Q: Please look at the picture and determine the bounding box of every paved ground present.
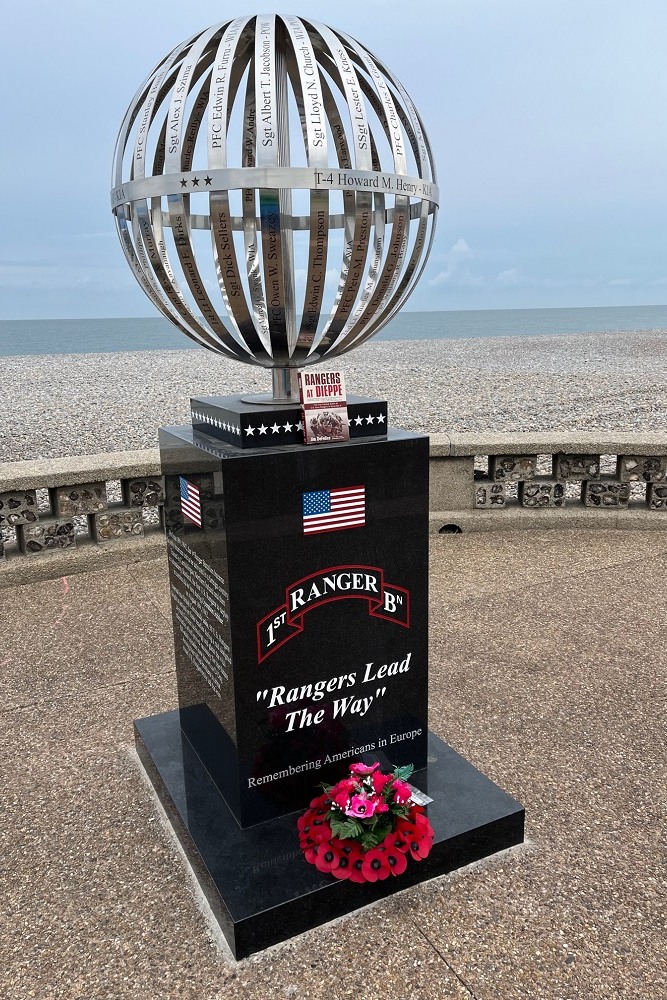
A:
[1,528,665,999]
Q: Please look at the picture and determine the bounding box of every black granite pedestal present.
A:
[136,395,524,958]
[135,711,525,960]
[159,420,431,829]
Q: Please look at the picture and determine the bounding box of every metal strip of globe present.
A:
[110,168,438,207]
[164,26,244,356]
[159,203,428,234]
[306,70,366,354]
[206,18,267,360]
[204,19,268,361]
[283,16,330,355]
[241,63,272,356]
[129,48,222,352]
[302,24,374,355]
[319,30,410,352]
[112,33,196,189]
[276,25,298,362]
[255,15,292,366]
[345,52,437,351]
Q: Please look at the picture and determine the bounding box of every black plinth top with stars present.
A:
[190,394,388,449]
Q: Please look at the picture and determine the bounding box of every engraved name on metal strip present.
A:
[304,21,375,351]
[206,17,267,359]
[255,15,292,360]
[111,169,439,207]
[161,28,243,352]
[284,16,329,343]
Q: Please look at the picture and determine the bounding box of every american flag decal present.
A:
[179,476,202,527]
[302,485,365,536]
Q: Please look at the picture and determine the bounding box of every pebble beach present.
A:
[2,329,667,462]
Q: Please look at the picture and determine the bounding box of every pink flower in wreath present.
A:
[349,761,379,776]
[345,793,378,818]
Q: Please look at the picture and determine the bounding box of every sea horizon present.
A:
[1,303,666,357]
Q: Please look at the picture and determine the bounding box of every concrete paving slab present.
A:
[1,686,468,1000]
[429,528,667,607]
[126,554,172,622]
[0,567,174,709]
[1,527,665,999]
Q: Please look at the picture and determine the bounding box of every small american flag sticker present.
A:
[179,476,202,527]
[302,485,365,536]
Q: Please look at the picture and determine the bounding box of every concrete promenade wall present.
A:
[2,432,667,585]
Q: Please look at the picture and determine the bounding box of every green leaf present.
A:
[373,820,392,842]
[331,817,363,841]
[392,764,414,782]
[360,830,381,850]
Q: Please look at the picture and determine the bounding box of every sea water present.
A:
[0,304,665,357]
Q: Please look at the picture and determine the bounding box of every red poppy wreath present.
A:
[298,762,434,883]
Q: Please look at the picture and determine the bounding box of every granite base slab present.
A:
[134,711,525,960]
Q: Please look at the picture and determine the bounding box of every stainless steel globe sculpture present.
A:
[111,14,438,399]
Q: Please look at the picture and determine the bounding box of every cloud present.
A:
[608,277,632,286]
[427,238,484,288]
[496,267,523,286]
[428,269,484,289]
[449,238,474,260]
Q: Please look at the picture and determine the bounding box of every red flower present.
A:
[314,843,340,874]
[411,812,435,839]
[391,817,416,851]
[310,819,333,843]
[383,830,411,854]
[406,830,433,861]
[330,839,363,880]
[392,780,413,805]
[361,847,391,882]
[297,811,317,832]
[299,761,427,881]
[371,771,393,793]
[333,789,350,810]
[298,814,319,848]
[330,777,356,796]
[348,854,367,883]
[330,857,351,879]
[349,761,379,775]
[304,843,320,864]
[383,845,408,876]
[405,806,435,844]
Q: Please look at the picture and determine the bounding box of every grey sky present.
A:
[1,0,665,318]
